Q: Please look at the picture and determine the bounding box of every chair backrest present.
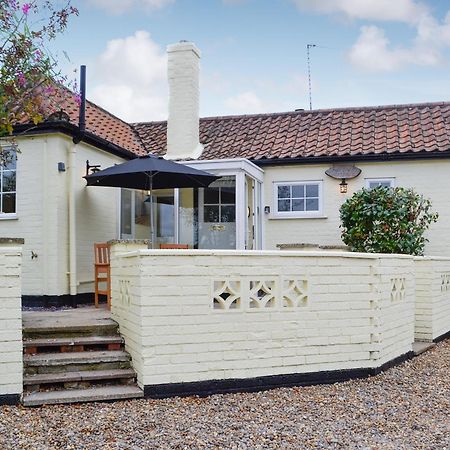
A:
[159,243,189,249]
[94,243,110,265]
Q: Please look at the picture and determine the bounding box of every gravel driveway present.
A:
[1,340,449,450]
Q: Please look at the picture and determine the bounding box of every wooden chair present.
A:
[159,243,189,249]
[94,243,111,309]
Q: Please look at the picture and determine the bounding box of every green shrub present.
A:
[340,186,438,256]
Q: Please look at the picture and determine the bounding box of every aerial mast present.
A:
[306,44,316,111]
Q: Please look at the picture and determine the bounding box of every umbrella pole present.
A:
[149,177,155,249]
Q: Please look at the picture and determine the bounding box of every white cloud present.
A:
[224,91,265,114]
[292,0,426,24]
[293,0,450,72]
[90,31,168,122]
[87,0,174,15]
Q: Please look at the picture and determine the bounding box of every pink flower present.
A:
[74,93,82,106]
[22,3,31,15]
[17,72,26,87]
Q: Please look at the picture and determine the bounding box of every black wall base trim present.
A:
[144,351,414,399]
[0,394,20,406]
[22,293,106,309]
[433,330,450,343]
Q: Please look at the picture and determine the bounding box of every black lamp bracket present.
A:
[86,160,101,176]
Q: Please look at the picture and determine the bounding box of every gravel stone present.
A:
[0,340,449,449]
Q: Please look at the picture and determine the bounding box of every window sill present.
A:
[268,214,328,220]
[0,214,18,221]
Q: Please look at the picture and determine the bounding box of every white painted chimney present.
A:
[165,41,204,160]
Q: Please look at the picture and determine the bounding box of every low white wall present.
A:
[414,257,450,341]
[0,246,23,400]
[111,246,417,389]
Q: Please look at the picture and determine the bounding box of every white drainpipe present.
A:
[68,143,77,297]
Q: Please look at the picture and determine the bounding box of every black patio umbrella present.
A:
[84,155,219,247]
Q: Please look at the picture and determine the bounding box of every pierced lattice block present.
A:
[282,279,308,308]
[213,280,241,310]
[440,273,450,292]
[119,279,131,306]
[249,280,276,309]
[390,277,406,302]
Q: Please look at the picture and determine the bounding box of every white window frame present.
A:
[0,147,17,219]
[273,180,323,218]
[365,178,395,190]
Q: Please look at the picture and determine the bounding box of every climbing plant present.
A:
[340,186,438,256]
[0,0,78,140]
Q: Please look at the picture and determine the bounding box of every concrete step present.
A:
[23,385,144,406]
[24,369,136,386]
[23,321,119,339]
[24,350,130,367]
[23,336,124,354]
[412,341,436,356]
[24,351,132,375]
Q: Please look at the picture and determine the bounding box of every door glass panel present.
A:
[157,195,175,239]
[198,176,236,249]
[221,205,235,222]
[178,188,196,248]
[204,187,219,204]
[120,189,132,237]
[204,205,220,222]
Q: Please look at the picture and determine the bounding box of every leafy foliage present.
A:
[0,0,78,137]
[340,186,438,256]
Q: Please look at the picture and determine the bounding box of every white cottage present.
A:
[2,40,449,305]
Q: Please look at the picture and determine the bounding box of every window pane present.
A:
[204,187,219,204]
[369,180,392,189]
[157,199,174,238]
[221,205,235,223]
[221,187,235,204]
[306,198,319,211]
[306,184,318,197]
[292,199,305,211]
[2,171,16,192]
[278,199,290,212]
[1,149,16,170]
[2,193,15,213]
[278,185,290,199]
[292,185,305,198]
[204,205,220,222]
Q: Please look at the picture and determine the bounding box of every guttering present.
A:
[251,149,450,167]
[12,121,137,160]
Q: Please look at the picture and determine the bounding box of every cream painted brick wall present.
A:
[111,248,417,387]
[414,257,450,341]
[0,134,124,296]
[0,137,47,295]
[0,247,23,396]
[263,160,450,255]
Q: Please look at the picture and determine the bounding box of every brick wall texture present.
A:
[111,247,432,388]
[0,247,22,397]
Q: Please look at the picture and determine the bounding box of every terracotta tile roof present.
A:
[17,87,147,156]
[133,102,450,162]
[60,96,147,156]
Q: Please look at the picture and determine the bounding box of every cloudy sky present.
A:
[55,0,450,122]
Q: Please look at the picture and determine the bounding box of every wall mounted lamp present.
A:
[325,165,361,194]
[339,179,348,194]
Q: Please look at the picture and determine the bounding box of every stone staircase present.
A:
[22,310,143,406]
